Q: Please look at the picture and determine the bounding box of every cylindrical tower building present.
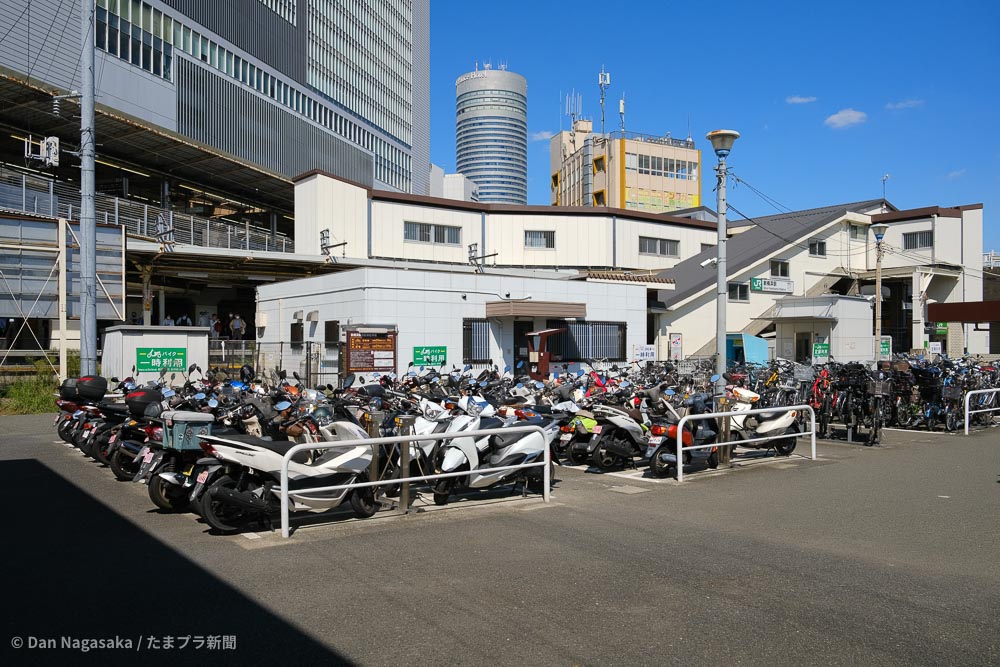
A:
[455,66,528,204]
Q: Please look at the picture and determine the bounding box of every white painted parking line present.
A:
[608,485,649,495]
[242,532,262,540]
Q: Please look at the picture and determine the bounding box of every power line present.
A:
[726,203,870,259]
[0,2,31,47]
[729,172,793,214]
[27,0,74,81]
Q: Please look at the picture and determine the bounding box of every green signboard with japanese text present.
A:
[413,346,447,366]
[136,347,187,372]
[812,342,830,362]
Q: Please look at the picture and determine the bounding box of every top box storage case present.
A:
[159,410,215,451]
[59,379,79,401]
[77,375,108,401]
[126,387,163,417]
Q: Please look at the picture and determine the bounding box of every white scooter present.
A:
[727,386,800,456]
[432,394,560,505]
[194,404,376,533]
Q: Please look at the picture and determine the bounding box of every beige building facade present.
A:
[550,119,702,213]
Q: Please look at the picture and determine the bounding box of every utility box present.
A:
[101,325,209,383]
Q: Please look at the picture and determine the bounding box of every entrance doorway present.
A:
[795,332,812,364]
[514,320,534,370]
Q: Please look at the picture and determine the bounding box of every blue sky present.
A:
[429,0,1000,251]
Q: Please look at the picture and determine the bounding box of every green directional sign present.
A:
[935,322,948,335]
[136,347,186,372]
[812,342,830,362]
[413,346,446,366]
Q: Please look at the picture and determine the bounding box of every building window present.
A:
[728,282,750,302]
[593,190,606,206]
[770,260,789,278]
[808,239,827,257]
[638,154,650,175]
[903,230,933,250]
[593,156,606,173]
[525,230,555,249]
[404,222,460,245]
[639,236,680,257]
[463,318,491,363]
[546,320,626,362]
[625,153,638,172]
[849,223,866,240]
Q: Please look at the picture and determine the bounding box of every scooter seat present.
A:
[492,430,525,449]
[757,411,784,421]
[215,434,311,464]
[479,417,505,431]
[100,403,130,415]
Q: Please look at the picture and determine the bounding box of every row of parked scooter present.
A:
[52,361,807,533]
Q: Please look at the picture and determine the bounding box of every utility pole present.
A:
[80,0,97,375]
[706,130,740,393]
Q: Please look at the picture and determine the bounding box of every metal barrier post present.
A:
[965,388,1000,435]
[675,405,816,483]
[279,425,550,538]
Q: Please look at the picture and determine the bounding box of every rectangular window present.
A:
[808,239,827,257]
[546,320,627,362]
[651,156,662,177]
[770,259,789,278]
[849,223,866,240]
[404,222,460,245]
[903,230,933,250]
[625,153,638,172]
[728,282,749,302]
[639,236,679,257]
[638,154,650,175]
[463,319,491,364]
[289,322,304,346]
[524,230,555,249]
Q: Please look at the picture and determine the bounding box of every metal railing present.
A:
[279,425,551,538]
[674,405,817,482]
[0,167,293,253]
[964,388,1000,435]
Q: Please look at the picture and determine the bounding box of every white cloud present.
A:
[824,108,867,129]
[530,130,555,142]
[786,95,817,104]
[886,99,923,110]
[945,169,966,181]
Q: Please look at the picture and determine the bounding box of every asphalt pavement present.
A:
[1,414,998,666]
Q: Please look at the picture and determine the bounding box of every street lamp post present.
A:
[871,222,889,359]
[706,129,739,390]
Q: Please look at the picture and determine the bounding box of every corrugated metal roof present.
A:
[585,270,675,284]
[657,200,885,308]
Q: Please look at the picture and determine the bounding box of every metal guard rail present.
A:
[964,388,1000,435]
[280,425,550,538]
[675,404,817,482]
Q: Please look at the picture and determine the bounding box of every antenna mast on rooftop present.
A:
[619,93,626,134]
[598,66,611,135]
[881,173,890,211]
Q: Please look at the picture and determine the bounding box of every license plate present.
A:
[109,433,117,444]
[559,433,572,442]
[648,436,663,445]
[143,450,154,463]
[196,470,209,484]
[133,446,149,462]
[592,425,603,434]
[53,415,60,425]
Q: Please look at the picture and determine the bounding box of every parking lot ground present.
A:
[2,413,1000,666]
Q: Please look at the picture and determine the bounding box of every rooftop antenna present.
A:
[881,173,890,211]
[565,90,582,148]
[598,66,611,135]
[687,113,692,142]
[619,93,626,134]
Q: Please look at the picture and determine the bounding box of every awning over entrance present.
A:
[485,301,586,318]
[928,301,1000,323]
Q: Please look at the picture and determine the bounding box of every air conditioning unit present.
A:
[292,310,304,321]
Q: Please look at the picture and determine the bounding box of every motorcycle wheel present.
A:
[432,478,454,506]
[895,400,913,428]
[92,431,113,466]
[707,451,719,469]
[147,460,190,512]
[567,448,590,466]
[198,476,254,534]
[349,487,378,518]
[648,447,672,478]
[591,439,619,471]
[57,418,74,443]
[774,426,798,456]
[527,461,554,493]
[109,448,140,481]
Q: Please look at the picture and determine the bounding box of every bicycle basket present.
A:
[793,365,815,382]
[941,385,963,401]
[868,380,891,396]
